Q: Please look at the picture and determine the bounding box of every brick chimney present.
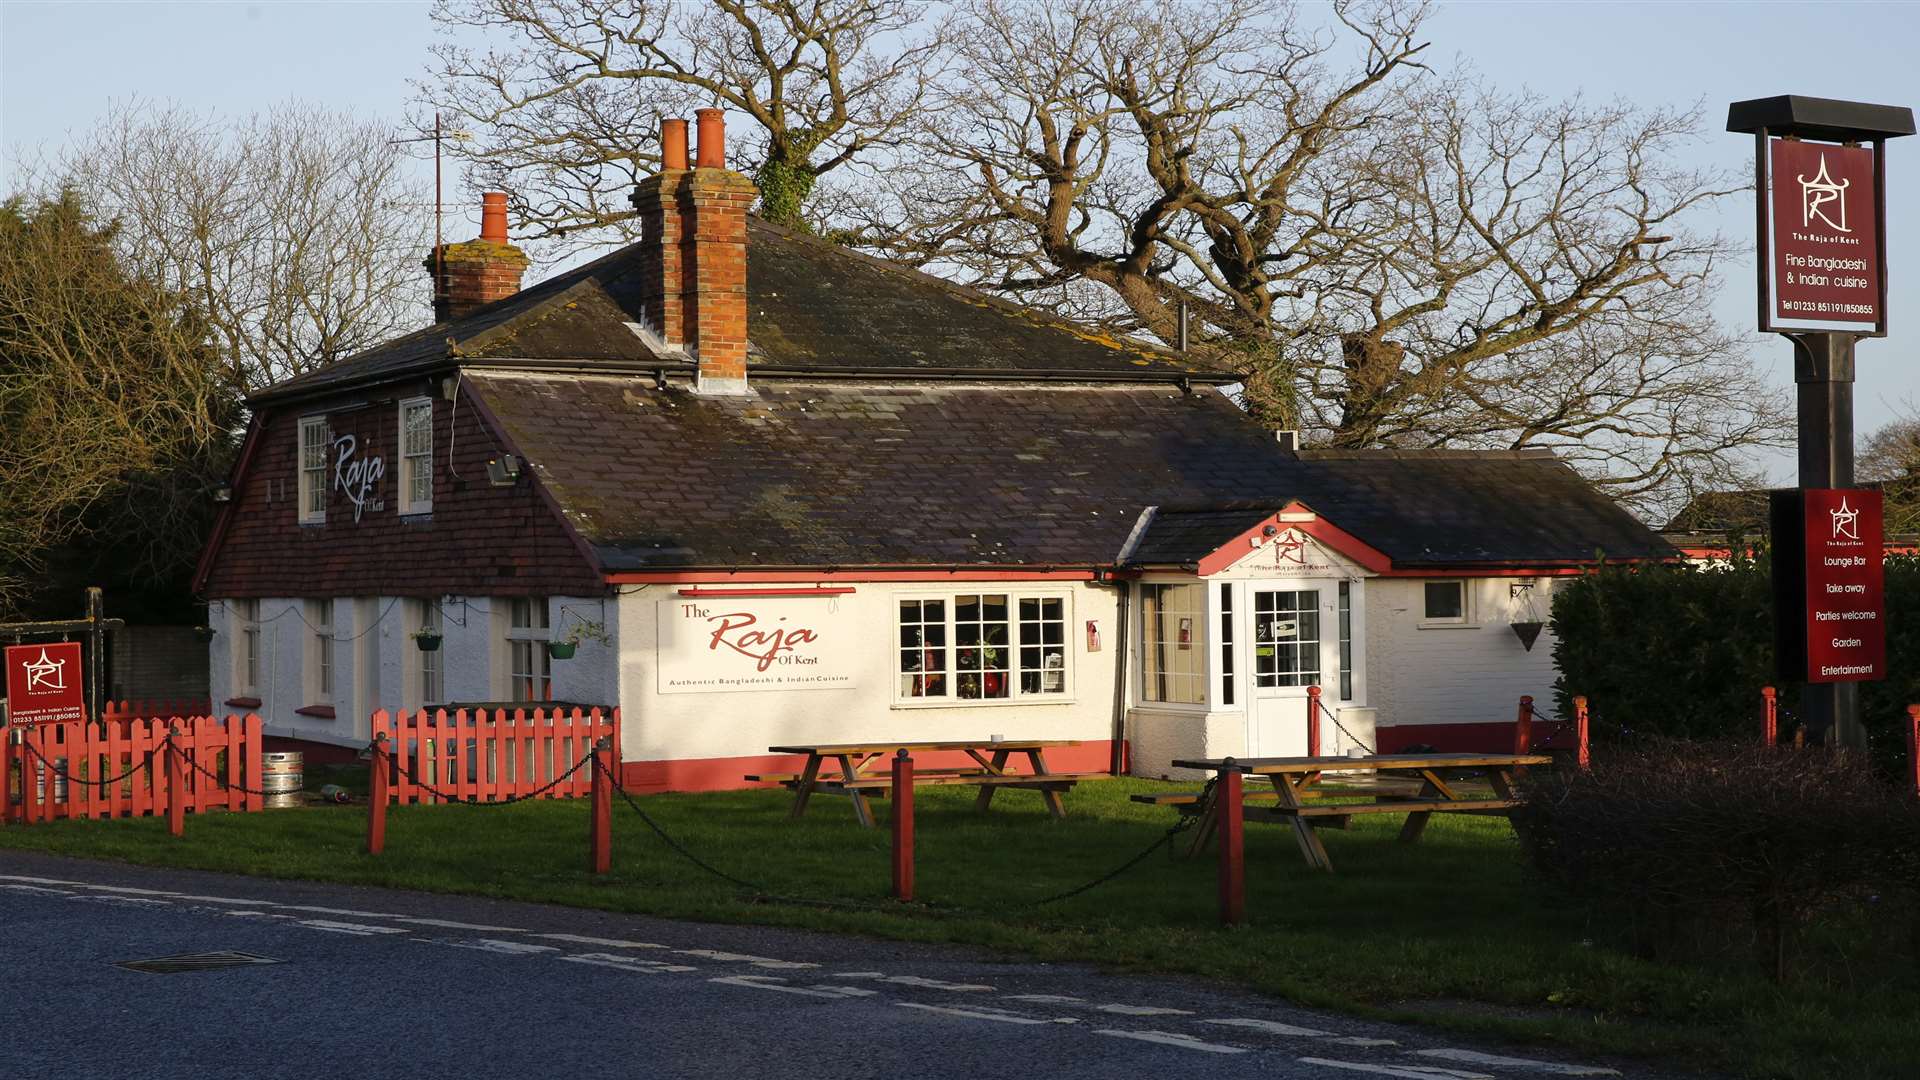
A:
[426,192,529,322]
[631,109,758,395]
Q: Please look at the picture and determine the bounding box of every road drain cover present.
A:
[117,951,283,974]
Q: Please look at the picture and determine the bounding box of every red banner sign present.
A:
[1791,489,1886,683]
[1769,139,1880,329]
[5,642,87,726]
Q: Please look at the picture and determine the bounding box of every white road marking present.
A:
[831,972,993,992]
[896,1003,1053,1026]
[557,953,701,974]
[1202,1018,1334,1037]
[1297,1059,1493,1079]
[386,917,528,932]
[534,933,670,950]
[278,904,412,919]
[709,975,863,999]
[1004,993,1085,1004]
[0,874,83,886]
[75,884,178,896]
[428,938,561,956]
[673,949,817,969]
[222,910,292,920]
[295,919,411,936]
[67,895,171,907]
[171,895,268,905]
[1093,1029,1249,1054]
[1095,1004,1193,1016]
[1409,1050,1620,1076]
[1329,1037,1400,1047]
[0,884,75,896]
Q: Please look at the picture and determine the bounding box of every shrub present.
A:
[1512,738,1920,983]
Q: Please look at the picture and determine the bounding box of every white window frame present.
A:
[233,598,260,697]
[1138,580,1209,709]
[406,598,443,709]
[1418,579,1474,628]
[505,597,552,703]
[306,598,335,705]
[298,415,330,524]
[892,590,1074,707]
[397,397,434,515]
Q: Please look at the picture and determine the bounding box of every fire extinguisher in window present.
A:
[1086,619,1101,652]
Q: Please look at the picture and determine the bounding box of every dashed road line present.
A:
[1329,1037,1400,1047]
[896,1003,1056,1025]
[1094,1029,1249,1054]
[710,975,869,999]
[0,875,83,886]
[556,952,701,974]
[1003,993,1085,1004]
[428,938,561,956]
[535,933,670,950]
[0,883,75,896]
[674,948,817,969]
[1298,1059,1493,1079]
[294,919,412,936]
[386,916,528,932]
[1095,1003,1193,1016]
[1409,1049,1620,1076]
[1201,1018,1333,1037]
[831,972,994,992]
[67,895,171,907]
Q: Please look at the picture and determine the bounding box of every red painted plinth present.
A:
[366,736,389,856]
[1906,706,1920,800]
[1513,696,1534,756]
[1218,767,1245,927]
[1305,686,1322,759]
[1763,686,1778,747]
[892,751,914,902]
[165,731,185,838]
[589,742,612,875]
[1574,695,1591,771]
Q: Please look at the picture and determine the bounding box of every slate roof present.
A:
[255,218,1228,404]
[1662,489,1770,535]
[467,374,1673,572]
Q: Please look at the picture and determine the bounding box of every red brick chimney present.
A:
[631,109,758,395]
[426,192,529,322]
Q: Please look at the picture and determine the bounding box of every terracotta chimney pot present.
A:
[480,191,510,243]
[695,108,726,169]
[425,193,529,322]
[661,118,689,171]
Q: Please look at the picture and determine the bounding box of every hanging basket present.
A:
[1510,621,1545,652]
[547,641,577,660]
[193,625,216,643]
[414,633,443,652]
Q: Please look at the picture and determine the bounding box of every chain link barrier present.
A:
[594,755,771,893]
[379,742,597,808]
[169,738,289,798]
[1018,774,1217,908]
[1315,698,1377,755]
[16,736,160,788]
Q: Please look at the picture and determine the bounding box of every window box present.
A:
[294,704,336,719]
[223,696,262,710]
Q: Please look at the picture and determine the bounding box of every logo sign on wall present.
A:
[1771,488,1886,683]
[656,595,856,694]
[331,433,386,522]
[1766,139,1881,331]
[5,642,87,726]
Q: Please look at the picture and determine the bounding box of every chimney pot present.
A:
[480,192,510,243]
[695,108,726,168]
[661,118,690,171]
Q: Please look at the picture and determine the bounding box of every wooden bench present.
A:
[750,740,1095,826]
[1131,776,1426,812]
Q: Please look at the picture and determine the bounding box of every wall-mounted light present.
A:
[485,454,522,486]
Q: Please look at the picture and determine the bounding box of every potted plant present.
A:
[548,618,610,660]
[411,627,443,652]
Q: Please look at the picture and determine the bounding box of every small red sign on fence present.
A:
[5,642,86,726]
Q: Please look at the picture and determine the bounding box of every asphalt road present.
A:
[0,851,1652,1080]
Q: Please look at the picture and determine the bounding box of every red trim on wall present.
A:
[617,740,1122,794]
[609,568,1101,585]
[1191,501,1395,577]
[1374,721,1578,755]
[676,586,858,597]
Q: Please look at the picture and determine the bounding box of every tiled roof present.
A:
[468,374,1672,571]
[255,218,1229,404]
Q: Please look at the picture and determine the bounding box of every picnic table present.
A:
[1161,753,1550,871]
[747,740,1099,827]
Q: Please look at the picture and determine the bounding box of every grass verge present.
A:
[3,776,1913,1078]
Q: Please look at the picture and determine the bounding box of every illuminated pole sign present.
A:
[4,642,87,727]
[1730,95,1912,747]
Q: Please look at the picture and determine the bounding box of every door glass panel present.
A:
[1253,590,1321,688]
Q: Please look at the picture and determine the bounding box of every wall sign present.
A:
[1772,488,1886,683]
[332,434,386,522]
[1764,139,1882,331]
[5,642,86,726]
[656,595,856,694]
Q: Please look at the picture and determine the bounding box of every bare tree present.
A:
[853,0,1783,514]
[51,100,430,393]
[419,0,945,245]
[1858,415,1920,535]
[0,192,238,614]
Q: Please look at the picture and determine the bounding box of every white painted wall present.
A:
[1365,576,1560,746]
[613,583,1121,764]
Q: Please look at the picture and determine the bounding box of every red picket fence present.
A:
[5,713,263,823]
[373,707,619,806]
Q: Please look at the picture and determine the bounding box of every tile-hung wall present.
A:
[208,595,619,748]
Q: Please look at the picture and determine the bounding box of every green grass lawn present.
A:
[3,776,1914,1079]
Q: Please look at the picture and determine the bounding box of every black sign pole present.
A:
[1790,332,1860,747]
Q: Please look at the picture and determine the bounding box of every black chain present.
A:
[1316,699,1377,755]
[1022,774,1218,908]
[16,737,159,787]
[382,744,596,807]
[169,740,286,798]
[597,756,770,893]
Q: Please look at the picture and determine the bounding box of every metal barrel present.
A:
[260,751,304,809]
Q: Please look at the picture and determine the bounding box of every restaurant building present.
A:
[195,113,1673,790]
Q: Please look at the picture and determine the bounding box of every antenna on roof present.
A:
[1177,302,1189,353]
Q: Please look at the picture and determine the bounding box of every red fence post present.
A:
[366,732,389,856]
[165,725,184,838]
[1514,696,1534,756]
[1906,706,1920,800]
[1306,685,1322,758]
[1762,686,1778,747]
[589,736,612,875]
[891,750,915,902]
[1218,760,1245,927]
[1574,695,1590,771]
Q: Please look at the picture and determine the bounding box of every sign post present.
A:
[1730,96,1914,749]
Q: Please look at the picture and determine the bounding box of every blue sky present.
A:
[5,1,1918,484]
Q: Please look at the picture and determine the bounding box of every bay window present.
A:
[1140,583,1206,705]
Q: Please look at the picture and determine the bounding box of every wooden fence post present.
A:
[1218,760,1245,926]
[366,732,388,855]
[1763,686,1778,747]
[1305,685,1322,758]
[1514,696,1534,756]
[589,736,612,875]
[165,724,184,838]
[1906,706,1920,800]
[1574,695,1590,771]
[891,750,915,902]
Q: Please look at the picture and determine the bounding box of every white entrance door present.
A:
[1246,585,1335,758]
